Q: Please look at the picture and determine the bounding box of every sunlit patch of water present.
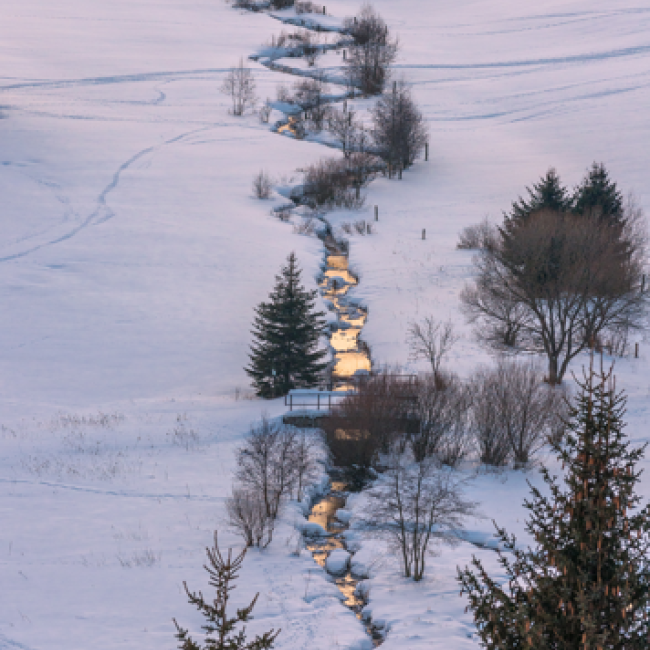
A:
[278,116,300,137]
[319,249,372,385]
[305,480,383,646]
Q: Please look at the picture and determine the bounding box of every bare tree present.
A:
[411,372,472,466]
[471,359,567,467]
[293,75,330,131]
[328,106,362,158]
[371,79,429,171]
[226,488,275,548]
[457,218,498,250]
[252,170,273,199]
[235,416,299,519]
[469,370,511,467]
[259,100,272,124]
[463,289,529,351]
[343,5,398,95]
[220,58,257,116]
[292,429,321,500]
[320,372,415,469]
[302,157,365,209]
[462,208,647,384]
[363,450,477,581]
[407,317,458,375]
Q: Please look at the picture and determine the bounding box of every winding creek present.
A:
[306,478,384,646]
[250,11,373,385]
[245,6,379,644]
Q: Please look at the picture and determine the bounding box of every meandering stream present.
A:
[250,9,372,387]
[306,478,384,646]
[245,6,379,643]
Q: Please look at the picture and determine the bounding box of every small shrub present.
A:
[409,372,473,467]
[295,1,323,14]
[470,359,566,468]
[293,218,317,236]
[253,170,273,199]
[168,415,201,451]
[259,101,272,124]
[321,372,416,468]
[457,218,496,250]
[303,157,365,209]
[117,549,161,568]
[275,83,292,103]
[272,205,293,221]
[226,488,275,548]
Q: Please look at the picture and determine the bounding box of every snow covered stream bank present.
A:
[245,5,376,382]
[2,0,650,649]
[305,477,384,646]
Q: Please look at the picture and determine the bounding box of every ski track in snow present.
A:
[0,476,221,502]
[0,634,36,650]
[0,126,211,263]
[0,68,234,93]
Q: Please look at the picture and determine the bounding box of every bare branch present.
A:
[406,317,458,375]
[220,58,257,116]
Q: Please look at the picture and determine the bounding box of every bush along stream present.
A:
[235,3,395,645]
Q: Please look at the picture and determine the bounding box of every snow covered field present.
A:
[1,1,650,649]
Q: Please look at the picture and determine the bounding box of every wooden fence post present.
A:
[374,205,378,221]
[635,343,640,359]
[422,229,426,240]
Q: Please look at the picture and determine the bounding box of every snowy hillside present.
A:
[1,1,649,649]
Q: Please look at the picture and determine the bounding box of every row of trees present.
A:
[322,360,566,471]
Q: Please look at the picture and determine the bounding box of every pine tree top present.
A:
[573,162,624,225]
[505,168,572,230]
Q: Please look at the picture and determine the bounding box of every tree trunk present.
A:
[547,355,560,386]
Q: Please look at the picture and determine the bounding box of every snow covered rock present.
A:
[326,549,350,576]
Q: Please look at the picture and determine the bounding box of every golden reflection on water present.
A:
[305,483,368,618]
[336,575,364,608]
[308,493,345,528]
[330,327,361,352]
[278,116,300,137]
[333,351,372,378]
[321,252,371,382]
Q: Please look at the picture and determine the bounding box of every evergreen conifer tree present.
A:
[459,358,650,649]
[246,252,328,398]
[174,533,279,650]
[573,162,624,227]
[504,168,572,233]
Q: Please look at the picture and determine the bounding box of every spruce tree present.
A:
[458,358,650,649]
[246,252,328,398]
[174,533,279,650]
[504,168,572,233]
[573,162,624,227]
